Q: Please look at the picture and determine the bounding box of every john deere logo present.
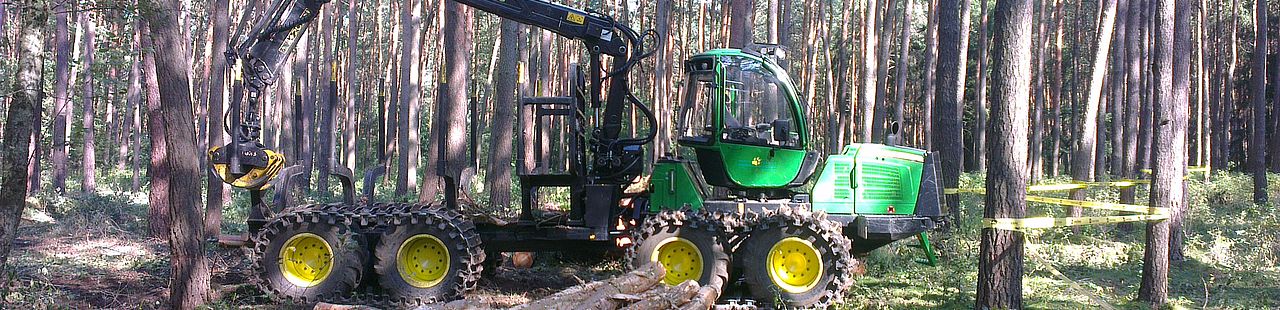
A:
[751,157,762,166]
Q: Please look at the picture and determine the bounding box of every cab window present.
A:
[719,56,799,148]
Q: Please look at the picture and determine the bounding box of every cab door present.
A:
[713,55,807,189]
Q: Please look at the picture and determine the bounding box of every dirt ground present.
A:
[1,205,624,309]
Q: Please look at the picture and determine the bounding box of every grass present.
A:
[842,172,1280,309]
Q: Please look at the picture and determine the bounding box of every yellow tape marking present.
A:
[983,214,1170,231]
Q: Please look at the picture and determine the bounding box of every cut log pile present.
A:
[430,264,721,310]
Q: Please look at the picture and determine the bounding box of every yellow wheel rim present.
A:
[397,234,450,288]
[279,233,334,288]
[767,237,823,293]
[651,237,703,286]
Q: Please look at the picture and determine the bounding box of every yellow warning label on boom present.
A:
[566,12,586,25]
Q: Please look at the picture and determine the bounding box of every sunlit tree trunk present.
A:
[204,0,229,237]
[0,0,47,276]
[51,1,72,193]
[396,0,421,198]
[974,0,990,172]
[1137,0,1178,305]
[1248,0,1267,203]
[976,0,1034,307]
[79,11,97,194]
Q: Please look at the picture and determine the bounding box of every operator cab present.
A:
[676,49,819,194]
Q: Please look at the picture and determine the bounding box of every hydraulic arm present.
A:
[210,0,328,190]
[455,0,658,185]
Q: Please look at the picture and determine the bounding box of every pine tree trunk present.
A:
[933,0,971,227]
[0,1,46,275]
[923,0,940,149]
[424,0,473,204]
[344,0,359,172]
[1070,0,1119,225]
[317,6,337,194]
[1168,0,1192,262]
[396,0,422,198]
[204,0,229,237]
[1049,0,1064,176]
[1030,0,1049,182]
[975,0,990,172]
[141,0,214,305]
[1137,0,1177,306]
[1109,0,1129,176]
[1248,0,1267,203]
[728,0,755,49]
[893,0,911,129]
[51,2,72,193]
[80,12,97,194]
[486,19,521,211]
[143,22,172,240]
[1137,0,1155,171]
[873,0,895,142]
[977,0,1034,307]
[130,28,142,192]
[862,0,882,142]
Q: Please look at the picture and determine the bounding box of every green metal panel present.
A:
[718,143,807,188]
[811,144,926,215]
[649,161,705,212]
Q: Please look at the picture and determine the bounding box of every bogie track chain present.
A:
[250,202,486,309]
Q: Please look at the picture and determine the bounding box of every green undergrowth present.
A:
[841,172,1280,309]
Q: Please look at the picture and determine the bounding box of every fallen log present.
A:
[621,280,700,310]
[513,263,665,310]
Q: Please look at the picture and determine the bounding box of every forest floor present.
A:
[1,172,1276,309]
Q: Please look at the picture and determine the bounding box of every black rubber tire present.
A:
[626,210,731,291]
[372,208,483,304]
[256,220,365,304]
[739,206,855,309]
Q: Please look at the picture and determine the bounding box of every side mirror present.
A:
[772,119,792,143]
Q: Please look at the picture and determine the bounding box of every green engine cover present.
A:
[811,144,926,215]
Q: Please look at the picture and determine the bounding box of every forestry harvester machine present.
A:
[210,0,945,308]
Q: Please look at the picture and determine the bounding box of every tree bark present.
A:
[1168,0,1192,262]
[893,0,912,130]
[486,19,521,211]
[317,6,337,194]
[1030,0,1049,181]
[728,0,755,49]
[79,11,97,194]
[862,0,882,142]
[51,1,72,194]
[977,0,1034,307]
[933,0,971,227]
[975,0,990,172]
[923,0,940,149]
[142,22,172,240]
[140,0,214,304]
[396,0,422,198]
[1049,0,1064,176]
[130,30,142,192]
[873,0,896,142]
[1069,0,1119,223]
[1137,0,1177,306]
[0,0,46,279]
[204,0,229,237]
[344,0,359,173]
[1248,0,1267,203]
[423,0,473,204]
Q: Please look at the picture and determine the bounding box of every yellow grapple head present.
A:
[209,143,285,190]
